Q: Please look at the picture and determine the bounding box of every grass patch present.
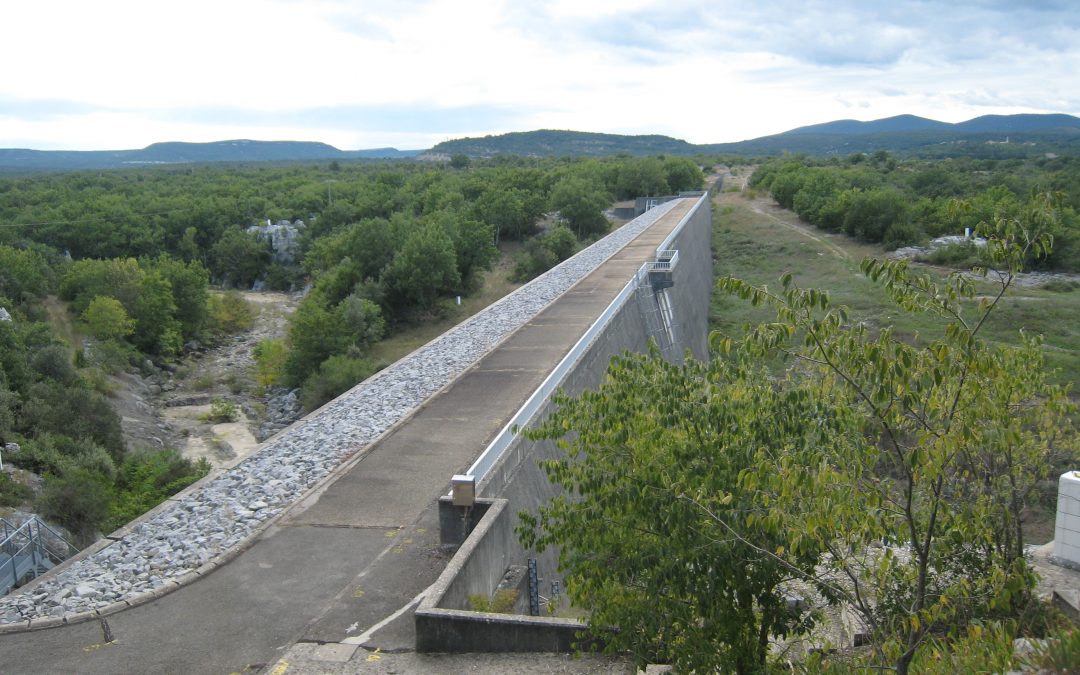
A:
[1042,278,1080,293]
[711,194,1080,392]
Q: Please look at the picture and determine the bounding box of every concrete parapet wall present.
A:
[417,498,587,653]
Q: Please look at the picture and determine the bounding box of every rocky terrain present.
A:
[0,201,678,625]
[112,290,303,469]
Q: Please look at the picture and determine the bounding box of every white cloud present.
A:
[0,0,1077,149]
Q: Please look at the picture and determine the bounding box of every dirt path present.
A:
[716,166,850,261]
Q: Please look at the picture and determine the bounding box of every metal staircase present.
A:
[0,516,77,596]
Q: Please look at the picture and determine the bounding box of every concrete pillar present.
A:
[1053,471,1080,567]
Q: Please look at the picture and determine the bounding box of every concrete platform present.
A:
[0,200,695,674]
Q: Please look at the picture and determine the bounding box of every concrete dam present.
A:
[0,193,713,673]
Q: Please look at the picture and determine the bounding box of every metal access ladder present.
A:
[0,516,77,595]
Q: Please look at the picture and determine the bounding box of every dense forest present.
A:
[749,152,1080,271]
[0,154,704,543]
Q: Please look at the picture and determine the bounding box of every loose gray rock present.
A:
[0,204,678,623]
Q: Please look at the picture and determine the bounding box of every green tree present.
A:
[0,245,52,306]
[382,223,460,308]
[338,295,386,348]
[519,349,829,673]
[713,195,1077,674]
[82,295,135,341]
[523,192,1078,674]
[300,354,376,411]
[209,226,270,288]
[145,255,210,340]
[283,296,352,387]
[662,156,705,193]
[550,176,610,238]
[36,468,113,544]
[253,338,288,389]
[131,272,182,356]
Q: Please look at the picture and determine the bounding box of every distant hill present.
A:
[429,129,699,157]
[711,113,1080,157]
[0,140,422,172]
[426,114,1080,159]
[3,113,1079,172]
[782,115,952,136]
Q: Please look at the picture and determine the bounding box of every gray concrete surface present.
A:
[0,200,701,674]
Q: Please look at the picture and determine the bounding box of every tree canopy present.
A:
[519,192,1079,673]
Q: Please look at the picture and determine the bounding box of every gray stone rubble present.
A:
[0,202,679,625]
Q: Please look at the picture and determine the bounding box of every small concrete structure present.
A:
[1053,471,1080,569]
[417,499,589,653]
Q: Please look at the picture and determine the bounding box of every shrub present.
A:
[36,468,112,544]
[206,291,254,337]
[301,355,375,411]
[203,398,238,423]
[0,472,33,507]
[468,589,519,614]
[253,339,287,390]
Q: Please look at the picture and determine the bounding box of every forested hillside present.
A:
[0,154,704,542]
[748,152,1080,271]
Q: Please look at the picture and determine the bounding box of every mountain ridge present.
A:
[2,113,1078,171]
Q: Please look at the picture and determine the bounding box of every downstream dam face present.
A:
[418,193,713,652]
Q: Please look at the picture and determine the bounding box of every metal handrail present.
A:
[648,250,680,272]
[0,516,77,593]
[458,193,708,489]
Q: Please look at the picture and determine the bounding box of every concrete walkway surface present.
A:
[0,200,694,674]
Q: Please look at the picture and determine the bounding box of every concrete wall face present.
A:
[1054,471,1080,566]
[478,194,713,599]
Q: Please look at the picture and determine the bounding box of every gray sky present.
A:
[2,0,1077,150]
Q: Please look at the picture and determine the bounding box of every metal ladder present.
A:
[0,516,78,595]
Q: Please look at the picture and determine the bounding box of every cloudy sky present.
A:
[2,0,1078,151]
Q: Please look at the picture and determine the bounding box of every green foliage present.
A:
[518,349,826,674]
[300,354,375,411]
[205,290,254,337]
[382,223,461,309]
[203,398,238,423]
[253,338,288,389]
[550,176,610,238]
[468,589,519,614]
[338,295,386,348]
[106,449,210,532]
[144,255,210,339]
[29,343,77,386]
[524,193,1077,674]
[284,296,352,387]
[511,225,580,282]
[36,468,113,543]
[0,472,33,507]
[61,256,210,357]
[19,381,125,461]
[751,155,1080,267]
[81,295,135,341]
[209,226,270,288]
[0,385,16,443]
[709,205,1077,673]
[0,244,53,307]
[472,187,542,243]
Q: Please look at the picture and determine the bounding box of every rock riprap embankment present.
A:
[0,202,679,626]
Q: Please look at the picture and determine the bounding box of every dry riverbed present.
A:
[112,290,300,468]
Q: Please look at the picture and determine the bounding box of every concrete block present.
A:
[1059,471,1080,497]
[1053,540,1080,565]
